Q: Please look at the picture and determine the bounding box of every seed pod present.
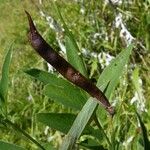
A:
[25,11,115,116]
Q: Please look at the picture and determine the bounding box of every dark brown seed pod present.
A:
[25,11,115,116]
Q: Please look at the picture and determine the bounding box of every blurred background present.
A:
[0,0,149,149]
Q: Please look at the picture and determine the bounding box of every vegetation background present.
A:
[0,0,149,149]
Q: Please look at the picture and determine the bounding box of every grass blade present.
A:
[54,2,87,77]
[37,113,104,140]
[25,69,87,110]
[37,113,76,134]
[0,141,25,150]
[59,45,133,150]
[3,118,45,150]
[0,44,13,114]
[25,68,59,85]
[59,98,97,150]
[44,82,87,110]
[136,112,150,149]
[97,44,133,98]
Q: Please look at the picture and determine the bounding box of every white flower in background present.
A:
[80,7,85,14]
[47,136,55,142]
[46,16,62,32]
[82,48,97,58]
[93,32,109,42]
[111,99,118,107]
[39,10,66,57]
[27,94,33,102]
[98,52,114,69]
[131,92,147,112]
[39,0,42,5]
[57,38,66,54]
[131,75,147,112]
[82,48,114,69]
[115,13,122,28]
[120,23,135,45]
[123,136,134,147]
[91,52,98,58]
[39,11,45,17]
[105,0,122,5]
[44,126,50,135]
[47,63,54,72]
[82,48,89,56]
[115,13,135,46]
[39,10,62,33]
[44,127,61,143]
[131,92,140,105]
[93,33,101,39]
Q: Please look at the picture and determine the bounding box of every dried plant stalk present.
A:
[26,11,114,115]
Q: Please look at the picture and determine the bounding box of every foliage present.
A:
[0,0,149,149]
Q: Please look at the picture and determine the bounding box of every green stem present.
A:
[94,115,111,147]
[4,119,45,150]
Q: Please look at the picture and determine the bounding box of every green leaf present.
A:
[0,44,13,109]
[37,113,76,134]
[96,44,133,122]
[43,81,87,110]
[25,68,63,85]
[0,44,13,102]
[40,143,56,150]
[59,98,97,150]
[59,45,133,150]
[25,69,87,110]
[132,67,144,102]
[0,141,25,150]
[37,113,102,140]
[79,138,107,150]
[65,36,87,77]
[136,113,150,149]
[54,2,87,77]
[97,44,133,98]
[132,67,140,91]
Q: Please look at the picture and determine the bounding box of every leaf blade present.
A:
[43,83,87,110]
[0,44,13,102]
[25,69,59,85]
[0,141,25,150]
[97,44,133,98]
[136,112,150,149]
[37,113,76,134]
[54,3,87,77]
[59,45,133,150]
[25,69,87,110]
[0,44,13,114]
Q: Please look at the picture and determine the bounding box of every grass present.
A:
[0,0,150,149]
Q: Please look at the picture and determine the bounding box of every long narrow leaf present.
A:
[97,45,133,98]
[25,69,87,110]
[0,44,13,114]
[65,36,87,76]
[37,113,103,140]
[60,98,97,150]
[136,113,150,149]
[25,69,60,85]
[0,44,13,102]
[59,45,133,150]
[96,44,133,122]
[43,83,87,110]
[54,2,87,77]
[0,141,25,150]
[37,113,76,134]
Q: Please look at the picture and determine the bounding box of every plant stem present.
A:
[94,115,111,147]
[4,119,45,150]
